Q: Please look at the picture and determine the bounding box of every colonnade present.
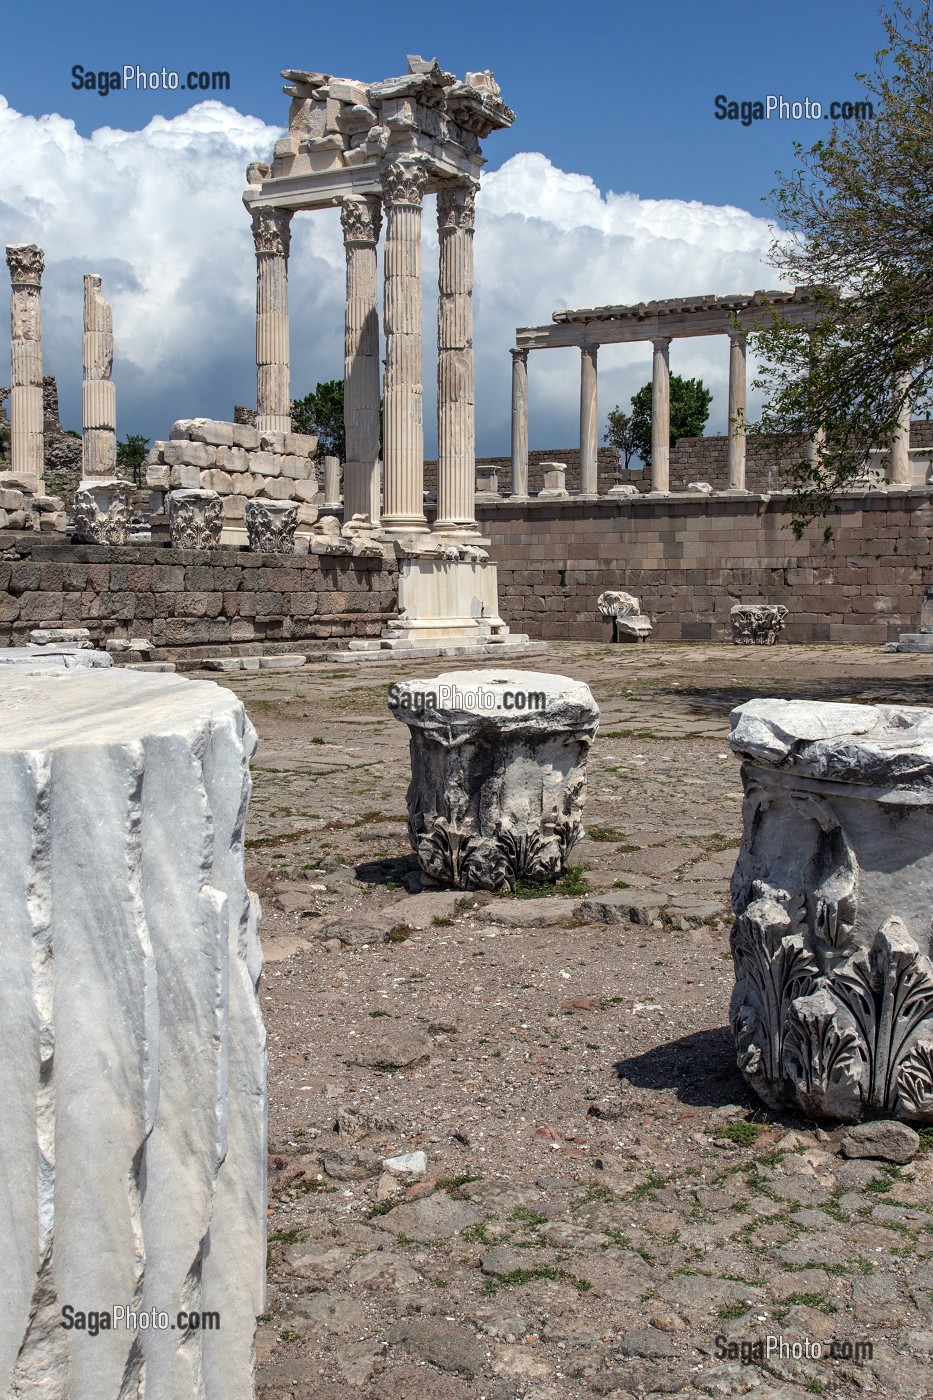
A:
[250,156,479,537]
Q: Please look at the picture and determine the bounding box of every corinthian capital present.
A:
[340,196,382,246]
[251,206,292,258]
[436,184,477,232]
[6,244,44,287]
[381,157,429,209]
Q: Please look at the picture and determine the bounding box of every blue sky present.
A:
[5,0,884,210]
[0,0,890,453]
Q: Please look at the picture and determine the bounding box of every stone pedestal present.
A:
[340,196,382,525]
[435,185,478,536]
[246,498,298,554]
[168,489,224,549]
[381,159,429,535]
[0,668,265,1396]
[730,603,788,646]
[73,478,132,545]
[475,465,499,498]
[597,590,652,642]
[82,273,117,478]
[5,244,45,484]
[390,669,599,890]
[538,462,568,498]
[252,207,292,436]
[729,697,933,1123]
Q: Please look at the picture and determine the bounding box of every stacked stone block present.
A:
[0,476,67,534]
[146,418,320,539]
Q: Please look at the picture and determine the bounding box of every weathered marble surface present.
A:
[0,645,112,669]
[73,477,131,545]
[390,669,598,890]
[597,590,652,643]
[729,697,933,1122]
[168,488,224,549]
[0,669,266,1398]
[730,602,788,646]
[246,498,298,554]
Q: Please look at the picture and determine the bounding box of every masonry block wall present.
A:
[477,490,933,644]
[0,539,398,654]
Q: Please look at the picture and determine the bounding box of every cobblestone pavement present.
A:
[212,643,933,1400]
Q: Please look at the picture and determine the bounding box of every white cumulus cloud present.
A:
[0,97,784,459]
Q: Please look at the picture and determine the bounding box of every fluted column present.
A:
[340,196,382,524]
[5,244,44,481]
[82,274,116,478]
[650,336,671,493]
[381,158,429,535]
[727,332,747,491]
[435,184,478,535]
[252,207,292,436]
[579,343,598,496]
[888,371,912,487]
[510,348,529,498]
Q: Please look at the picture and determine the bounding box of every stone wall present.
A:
[146,418,321,542]
[477,489,933,645]
[0,538,398,655]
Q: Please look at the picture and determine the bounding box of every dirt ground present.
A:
[210,641,933,1400]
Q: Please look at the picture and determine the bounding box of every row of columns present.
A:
[251,157,479,537]
[509,330,750,495]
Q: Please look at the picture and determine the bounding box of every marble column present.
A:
[727,332,747,491]
[650,336,671,493]
[82,274,116,478]
[381,158,429,535]
[252,206,292,436]
[888,371,912,487]
[579,344,598,496]
[435,184,478,536]
[510,348,529,498]
[340,195,382,525]
[5,244,44,481]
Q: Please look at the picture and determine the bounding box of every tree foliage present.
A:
[291,380,345,462]
[609,374,712,467]
[116,433,150,487]
[749,1,933,535]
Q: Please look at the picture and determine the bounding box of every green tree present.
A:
[116,433,151,488]
[749,1,933,535]
[291,379,345,462]
[623,374,712,467]
[604,406,639,468]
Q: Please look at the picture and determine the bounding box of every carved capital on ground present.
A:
[251,206,292,259]
[6,244,44,287]
[381,157,429,208]
[436,184,476,232]
[340,195,382,246]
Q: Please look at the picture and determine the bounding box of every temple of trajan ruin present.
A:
[2,54,933,658]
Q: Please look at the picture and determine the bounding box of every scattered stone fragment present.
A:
[346,1027,432,1070]
[841,1120,920,1164]
[374,1190,481,1241]
[383,1150,427,1176]
[388,1317,488,1377]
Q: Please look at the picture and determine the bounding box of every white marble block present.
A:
[729,697,933,1123]
[389,669,599,890]
[597,590,652,643]
[0,668,266,1398]
[730,602,788,645]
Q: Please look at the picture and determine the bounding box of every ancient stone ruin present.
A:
[730,603,788,646]
[729,697,933,1122]
[390,669,599,890]
[597,590,652,642]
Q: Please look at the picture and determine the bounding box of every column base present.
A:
[432,519,482,538]
[256,414,291,435]
[380,515,430,536]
